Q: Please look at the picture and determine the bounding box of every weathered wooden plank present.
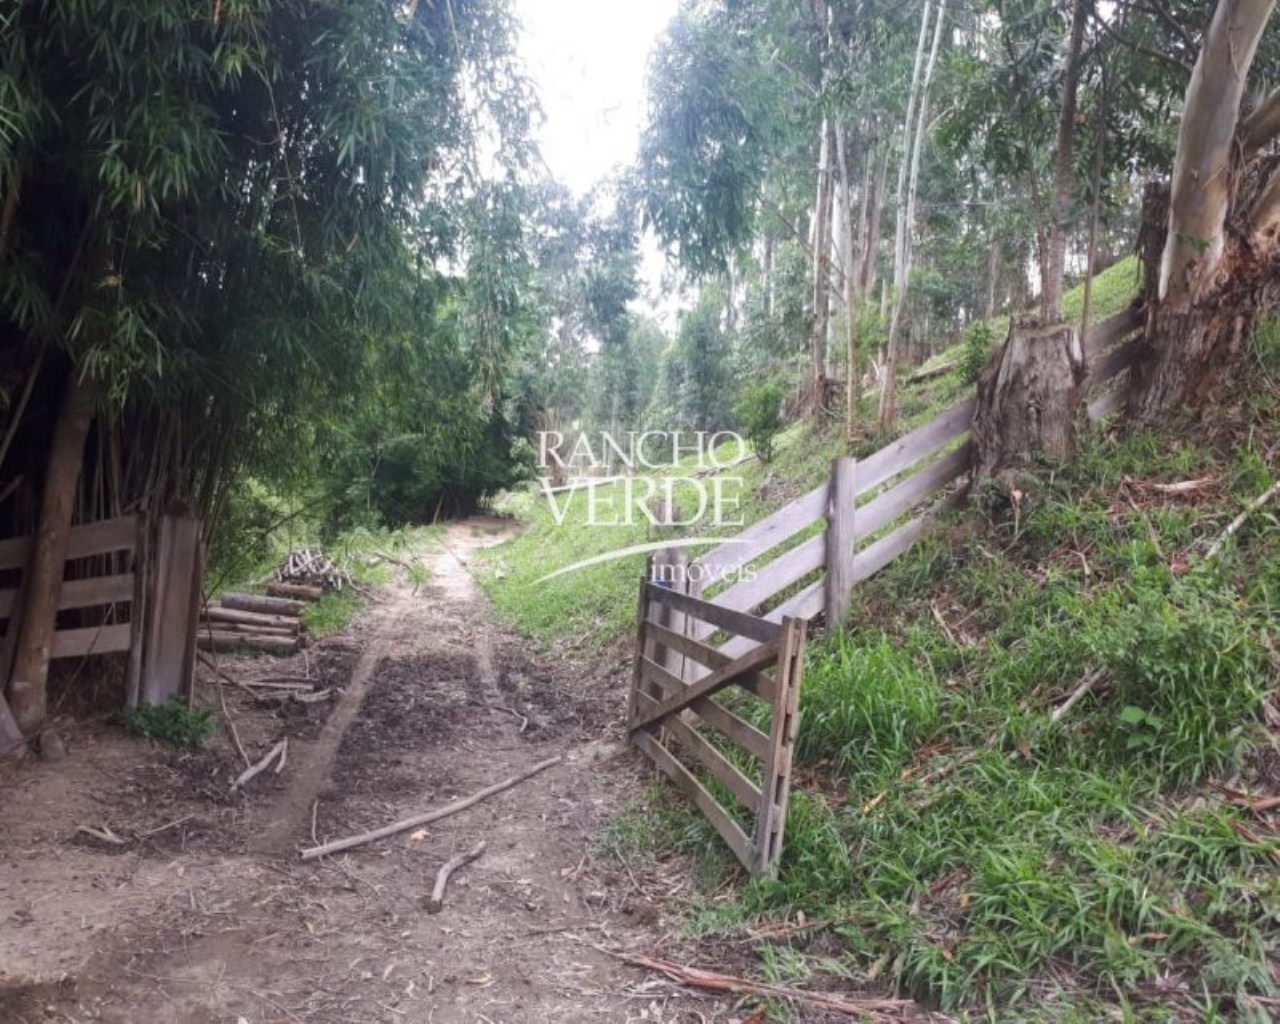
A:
[630,636,780,735]
[753,617,806,875]
[693,484,826,578]
[639,657,770,761]
[0,690,25,756]
[0,536,27,572]
[142,516,201,706]
[711,534,824,617]
[1087,337,1143,390]
[51,623,132,659]
[646,584,781,644]
[61,574,134,612]
[0,574,138,618]
[633,689,762,810]
[825,457,858,631]
[852,398,974,499]
[645,621,777,702]
[632,728,757,872]
[1088,388,1123,422]
[0,515,139,571]
[65,516,139,561]
[854,442,971,543]
[718,580,824,661]
[1083,306,1143,356]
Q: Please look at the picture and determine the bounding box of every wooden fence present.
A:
[629,580,806,877]
[690,307,1145,652]
[0,513,202,749]
[629,307,1145,868]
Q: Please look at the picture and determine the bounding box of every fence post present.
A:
[825,456,857,632]
[140,512,202,706]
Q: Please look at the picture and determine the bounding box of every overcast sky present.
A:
[514,0,680,195]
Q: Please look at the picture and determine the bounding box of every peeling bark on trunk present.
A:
[6,369,95,734]
[972,320,1087,482]
[1129,0,1278,417]
[1130,159,1280,416]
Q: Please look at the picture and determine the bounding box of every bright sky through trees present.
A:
[515,0,680,195]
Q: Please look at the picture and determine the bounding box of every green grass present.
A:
[301,590,362,638]
[598,409,1280,1020]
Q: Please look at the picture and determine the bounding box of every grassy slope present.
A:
[478,265,1280,1018]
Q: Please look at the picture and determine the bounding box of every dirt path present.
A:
[0,519,718,1023]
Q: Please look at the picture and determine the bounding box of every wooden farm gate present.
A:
[628,306,1149,870]
[629,580,807,877]
[0,513,202,751]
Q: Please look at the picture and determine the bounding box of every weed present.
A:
[302,590,362,638]
[124,698,217,748]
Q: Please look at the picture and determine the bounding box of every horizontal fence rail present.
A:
[0,515,140,660]
[631,306,1145,868]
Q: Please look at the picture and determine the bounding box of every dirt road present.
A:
[0,519,718,1023]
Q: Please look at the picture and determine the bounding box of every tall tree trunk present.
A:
[835,122,862,438]
[1079,66,1109,338]
[7,369,95,735]
[810,117,834,405]
[1041,0,1090,322]
[879,0,945,432]
[862,143,890,299]
[1130,0,1278,417]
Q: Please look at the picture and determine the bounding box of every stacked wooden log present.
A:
[196,589,319,656]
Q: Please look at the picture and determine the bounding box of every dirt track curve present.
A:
[0,519,723,1023]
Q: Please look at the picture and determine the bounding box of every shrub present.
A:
[734,379,787,463]
[960,320,998,384]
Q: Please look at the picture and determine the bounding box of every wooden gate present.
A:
[628,580,807,877]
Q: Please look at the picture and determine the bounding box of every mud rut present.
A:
[0,520,719,1024]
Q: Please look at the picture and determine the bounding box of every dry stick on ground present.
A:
[231,739,287,792]
[1050,668,1107,725]
[1205,480,1280,562]
[197,650,251,768]
[299,756,563,860]
[425,841,486,913]
[604,950,911,1017]
[76,825,127,846]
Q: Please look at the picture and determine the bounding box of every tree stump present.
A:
[971,318,1087,483]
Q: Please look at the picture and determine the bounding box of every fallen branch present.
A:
[906,360,958,386]
[197,651,251,767]
[426,841,486,913]
[1050,669,1107,725]
[1205,481,1280,562]
[76,825,127,846]
[300,756,562,861]
[231,739,287,792]
[605,950,911,1017]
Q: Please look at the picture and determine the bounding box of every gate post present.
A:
[825,456,857,632]
[140,512,202,706]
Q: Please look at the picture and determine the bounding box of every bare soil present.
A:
[0,519,741,1023]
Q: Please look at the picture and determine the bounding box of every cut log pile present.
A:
[197,589,320,656]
